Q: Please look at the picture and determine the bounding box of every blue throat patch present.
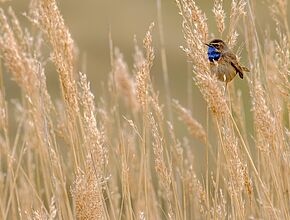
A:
[207,46,221,62]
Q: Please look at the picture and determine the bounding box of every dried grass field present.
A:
[0,0,289,219]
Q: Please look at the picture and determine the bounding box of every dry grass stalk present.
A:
[227,0,246,48]
[113,49,139,112]
[79,72,107,174]
[150,92,164,122]
[32,0,79,119]
[72,167,107,220]
[118,23,157,219]
[229,88,248,140]
[29,197,57,220]
[148,112,173,219]
[0,9,49,105]
[0,89,7,131]
[133,37,146,72]
[268,0,290,36]
[0,8,53,155]
[252,80,276,153]
[187,167,208,217]
[273,31,290,97]
[213,0,226,35]
[136,23,155,111]
[30,0,83,175]
[221,124,252,198]
[173,99,207,144]
[211,189,227,220]
[136,58,149,110]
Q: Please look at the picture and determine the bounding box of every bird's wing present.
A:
[222,51,246,79]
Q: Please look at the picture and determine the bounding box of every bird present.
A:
[205,39,249,83]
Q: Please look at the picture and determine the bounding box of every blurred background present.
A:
[0,0,285,129]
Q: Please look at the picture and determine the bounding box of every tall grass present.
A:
[0,0,289,219]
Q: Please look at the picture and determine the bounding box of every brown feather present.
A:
[222,51,245,79]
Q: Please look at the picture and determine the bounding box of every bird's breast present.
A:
[209,59,237,82]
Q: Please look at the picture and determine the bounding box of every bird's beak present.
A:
[204,43,210,47]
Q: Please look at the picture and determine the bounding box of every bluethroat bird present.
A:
[205,39,249,83]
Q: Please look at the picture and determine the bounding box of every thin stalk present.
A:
[226,104,278,218]
[205,106,210,216]
[156,0,173,122]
